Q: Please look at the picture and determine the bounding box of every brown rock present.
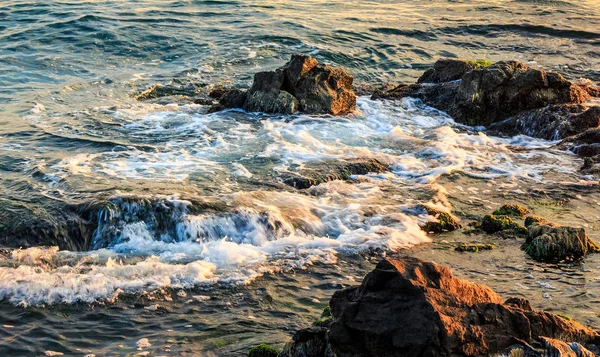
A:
[284,257,600,357]
[213,55,356,115]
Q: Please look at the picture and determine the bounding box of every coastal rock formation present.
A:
[374,59,599,140]
[279,158,389,189]
[279,257,600,357]
[211,55,357,115]
[523,222,600,262]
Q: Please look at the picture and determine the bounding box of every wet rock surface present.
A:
[523,222,600,262]
[373,59,598,140]
[279,257,600,357]
[279,158,389,189]
[211,55,356,115]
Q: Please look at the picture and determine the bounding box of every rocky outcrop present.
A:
[522,221,600,262]
[374,59,598,140]
[211,55,356,115]
[280,158,389,189]
[280,258,600,357]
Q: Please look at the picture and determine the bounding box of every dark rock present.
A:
[455,243,496,252]
[489,104,600,140]
[316,257,600,357]
[280,158,389,189]
[208,89,248,113]
[0,198,95,251]
[417,59,477,84]
[278,326,333,357]
[135,83,201,100]
[558,128,600,159]
[493,204,530,218]
[214,55,356,115]
[418,205,461,233]
[522,223,600,262]
[373,59,594,140]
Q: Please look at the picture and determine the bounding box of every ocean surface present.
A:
[1,0,600,356]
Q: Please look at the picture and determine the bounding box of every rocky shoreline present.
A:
[261,257,600,357]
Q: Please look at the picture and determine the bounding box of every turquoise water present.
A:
[1,0,600,355]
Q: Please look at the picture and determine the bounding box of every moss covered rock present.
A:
[493,204,530,218]
[455,243,496,253]
[480,215,527,236]
[524,215,555,227]
[419,205,461,233]
[248,344,279,357]
[522,224,600,262]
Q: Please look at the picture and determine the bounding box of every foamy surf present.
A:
[4,97,587,306]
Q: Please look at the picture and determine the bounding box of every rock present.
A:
[281,257,600,357]
[522,223,600,262]
[417,59,477,84]
[455,243,496,252]
[280,158,389,189]
[418,205,461,233]
[493,204,530,218]
[539,337,596,357]
[489,104,600,140]
[278,327,334,357]
[249,344,280,357]
[373,59,594,140]
[559,128,600,159]
[480,214,527,236]
[208,89,248,113]
[524,216,557,227]
[214,55,356,115]
[135,83,201,100]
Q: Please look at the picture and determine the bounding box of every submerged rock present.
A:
[489,104,600,140]
[212,55,356,115]
[374,58,596,140]
[248,344,280,357]
[280,257,600,357]
[493,203,530,218]
[135,82,204,100]
[280,158,389,189]
[558,128,600,173]
[455,243,496,252]
[522,222,600,262]
[418,205,461,233]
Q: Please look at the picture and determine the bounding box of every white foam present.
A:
[8,96,588,305]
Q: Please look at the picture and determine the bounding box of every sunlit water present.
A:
[1,0,600,356]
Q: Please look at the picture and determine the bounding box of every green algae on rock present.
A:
[493,204,530,218]
[248,344,280,357]
[419,205,461,233]
[480,214,527,236]
[522,223,600,262]
[524,216,556,227]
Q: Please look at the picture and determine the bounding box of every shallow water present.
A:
[1,0,600,356]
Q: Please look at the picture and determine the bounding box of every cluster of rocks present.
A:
[210,55,356,115]
[469,204,600,262]
[373,58,599,141]
[266,257,600,357]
